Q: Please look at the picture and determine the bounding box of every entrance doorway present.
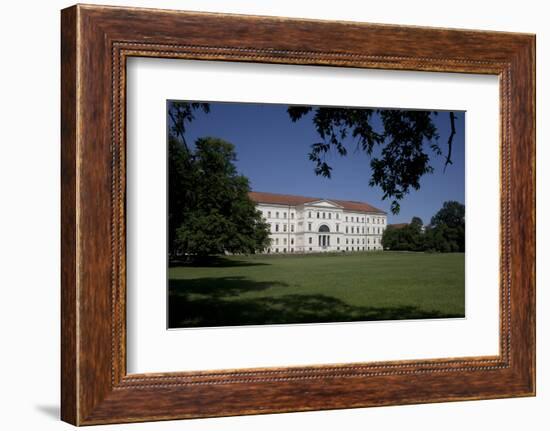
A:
[318,225,330,248]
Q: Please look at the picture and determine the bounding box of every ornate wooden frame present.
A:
[61,4,536,426]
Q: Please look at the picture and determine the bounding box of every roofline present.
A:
[250,191,387,215]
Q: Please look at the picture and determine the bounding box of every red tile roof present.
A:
[249,191,386,214]
[388,223,409,229]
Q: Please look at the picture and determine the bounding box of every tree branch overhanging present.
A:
[444,111,457,172]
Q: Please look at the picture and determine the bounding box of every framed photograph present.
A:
[61,4,535,425]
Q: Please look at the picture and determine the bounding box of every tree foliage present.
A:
[382,217,425,252]
[424,201,465,252]
[170,137,271,258]
[168,102,270,259]
[381,201,464,253]
[288,107,456,214]
[168,101,210,150]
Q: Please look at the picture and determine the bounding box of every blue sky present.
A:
[173,101,465,225]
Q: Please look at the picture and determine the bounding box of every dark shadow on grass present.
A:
[169,256,271,268]
[168,277,462,328]
[169,276,285,299]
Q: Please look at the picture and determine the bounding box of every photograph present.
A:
[49,2,536,426]
[167,101,466,328]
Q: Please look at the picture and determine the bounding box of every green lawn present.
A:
[168,252,465,328]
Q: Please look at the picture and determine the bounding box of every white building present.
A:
[249,191,387,254]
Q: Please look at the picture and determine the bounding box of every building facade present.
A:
[249,192,387,254]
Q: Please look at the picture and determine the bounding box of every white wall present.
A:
[0,0,546,430]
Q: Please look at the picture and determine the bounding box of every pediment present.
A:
[304,200,343,209]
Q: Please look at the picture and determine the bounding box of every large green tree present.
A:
[424,201,465,252]
[382,216,425,251]
[168,102,211,257]
[170,137,270,259]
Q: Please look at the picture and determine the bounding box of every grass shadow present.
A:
[169,256,271,268]
[168,276,461,328]
[169,276,287,298]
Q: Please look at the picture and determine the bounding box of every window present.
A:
[346,247,349,251]
[336,213,339,219]
[337,237,340,244]
[352,246,355,251]
[275,211,279,218]
[291,224,294,232]
[367,227,370,234]
[336,224,339,232]
[283,248,287,253]
[291,213,294,219]
[362,217,365,222]
[337,247,340,251]
[291,238,294,245]
[362,227,364,234]
[309,247,312,251]
[309,237,312,244]
[367,238,370,244]
[267,248,271,253]
[283,212,287,219]
[317,212,320,218]
[308,211,311,218]
[346,226,349,233]
[308,223,312,231]
[284,238,287,245]
[362,238,365,244]
[346,239,349,244]
[351,227,354,234]
[275,224,279,232]
[275,248,279,253]
[283,224,287,232]
[275,238,279,245]
[352,238,354,244]
[329,213,332,219]
[345,216,348,222]
[291,248,294,252]
[268,211,271,218]
[367,218,370,223]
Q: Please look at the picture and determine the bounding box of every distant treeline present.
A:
[382,201,465,253]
